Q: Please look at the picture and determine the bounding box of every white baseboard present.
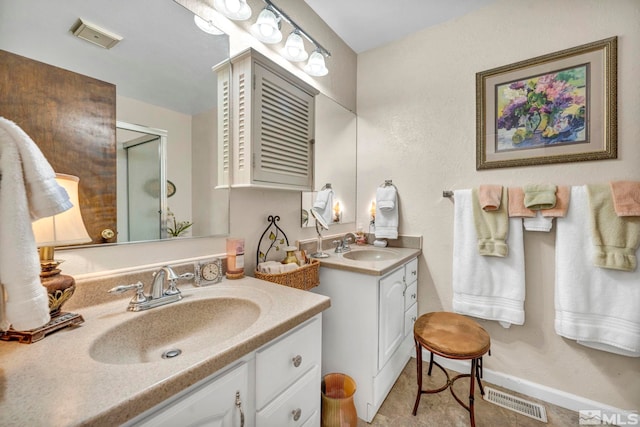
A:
[416,351,626,416]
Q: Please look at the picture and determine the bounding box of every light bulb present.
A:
[225,0,240,13]
[281,31,308,62]
[304,50,328,76]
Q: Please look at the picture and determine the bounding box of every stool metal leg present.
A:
[412,339,423,416]
[427,351,435,376]
[469,358,477,427]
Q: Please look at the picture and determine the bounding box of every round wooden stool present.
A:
[412,312,490,427]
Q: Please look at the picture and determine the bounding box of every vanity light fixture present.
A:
[213,0,252,21]
[304,49,329,76]
[281,30,308,62]
[251,0,331,76]
[194,15,224,35]
[250,7,282,44]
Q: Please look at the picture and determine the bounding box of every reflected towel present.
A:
[524,184,557,210]
[453,189,525,327]
[472,187,509,257]
[586,184,640,271]
[0,117,72,331]
[610,181,640,217]
[375,186,398,239]
[555,186,640,357]
[313,188,334,225]
[479,185,503,211]
[508,187,536,218]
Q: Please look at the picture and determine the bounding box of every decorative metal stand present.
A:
[1,312,84,344]
[256,215,290,265]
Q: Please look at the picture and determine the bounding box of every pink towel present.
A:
[610,181,640,217]
[542,186,571,218]
[508,187,536,218]
[479,185,503,211]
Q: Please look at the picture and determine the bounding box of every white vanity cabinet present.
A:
[128,315,322,427]
[314,258,418,422]
[215,48,318,191]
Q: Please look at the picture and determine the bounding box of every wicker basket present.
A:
[254,259,320,291]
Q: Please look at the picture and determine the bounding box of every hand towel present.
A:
[523,211,554,232]
[507,187,536,218]
[610,181,640,217]
[453,189,526,328]
[586,184,640,271]
[479,185,503,211]
[0,117,72,331]
[472,187,509,257]
[313,188,334,225]
[523,184,557,210]
[555,186,640,357]
[541,185,571,218]
[375,186,398,239]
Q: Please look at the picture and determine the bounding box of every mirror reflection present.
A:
[0,0,231,245]
[302,94,357,228]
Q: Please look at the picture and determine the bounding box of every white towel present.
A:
[452,189,525,328]
[523,211,554,232]
[313,188,333,225]
[555,186,640,357]
[0,117,72,331]
[375,186,398,239]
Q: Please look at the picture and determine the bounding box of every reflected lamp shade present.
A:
[32,174,91,247]
[213,0,252,21]
[250,8,282,44]
[194,15,224,35]
[304,50,328,77]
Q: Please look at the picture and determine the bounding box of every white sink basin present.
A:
[342,249,399,261]
[89,297,260,364]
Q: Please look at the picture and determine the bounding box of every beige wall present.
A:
[356,0,640,410]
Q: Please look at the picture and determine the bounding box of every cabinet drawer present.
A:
[256,316,321,409]
[404,303,418,337]
[256,365,321,427]
[404,281,417,311]
[405,258,418,284]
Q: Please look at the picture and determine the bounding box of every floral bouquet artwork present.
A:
[496,65,587,152]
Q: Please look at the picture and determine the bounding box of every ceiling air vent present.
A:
[71,19,122,49]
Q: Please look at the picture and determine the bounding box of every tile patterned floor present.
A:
[357,359,579,426]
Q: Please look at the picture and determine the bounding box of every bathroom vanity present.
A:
[312,245,421,422]
[0,276,329,426]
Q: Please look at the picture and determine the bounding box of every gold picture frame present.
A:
[476,36,617,170]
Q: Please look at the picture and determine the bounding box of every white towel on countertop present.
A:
[0,117,72,331]
[313,188,333,225]
[452,189,525,328]
[375,186,398,239]
[555,186,640,357]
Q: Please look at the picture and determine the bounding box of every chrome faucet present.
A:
[334,232,357,253]
[108,265,194,312]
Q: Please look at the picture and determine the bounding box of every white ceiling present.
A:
[303,0,497,53]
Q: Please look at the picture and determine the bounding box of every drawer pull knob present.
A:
[292,408,302,421]
[292,355,302,367]
[411,293,417,299]
[412,270,417,276]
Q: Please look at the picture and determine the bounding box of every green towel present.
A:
[586,184,640,271]
[472,187,509,257]
[523,184,557,210]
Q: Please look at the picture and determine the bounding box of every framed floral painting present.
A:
[476,37,617,170]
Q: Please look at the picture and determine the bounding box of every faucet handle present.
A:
[108,281,148,304]
[164,272,194,296]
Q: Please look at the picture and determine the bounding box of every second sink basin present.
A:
[342,249,399,261]
[89,297,261,365]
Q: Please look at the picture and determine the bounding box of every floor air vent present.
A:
[483,387,548,423]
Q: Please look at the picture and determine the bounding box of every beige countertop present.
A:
[316,245,421,276]
[0,277,330,427]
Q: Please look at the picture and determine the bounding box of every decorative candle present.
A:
[226,238,245,279]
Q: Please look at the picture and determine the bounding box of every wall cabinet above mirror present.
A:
[0,0,231,246]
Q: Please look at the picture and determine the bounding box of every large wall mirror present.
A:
[302,94,357,228]
[0,0,230,245]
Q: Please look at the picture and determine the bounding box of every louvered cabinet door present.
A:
[251,63,314,190]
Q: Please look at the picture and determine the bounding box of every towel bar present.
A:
[443,190,454,198]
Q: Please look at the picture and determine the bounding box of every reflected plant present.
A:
[167,208,193,237]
